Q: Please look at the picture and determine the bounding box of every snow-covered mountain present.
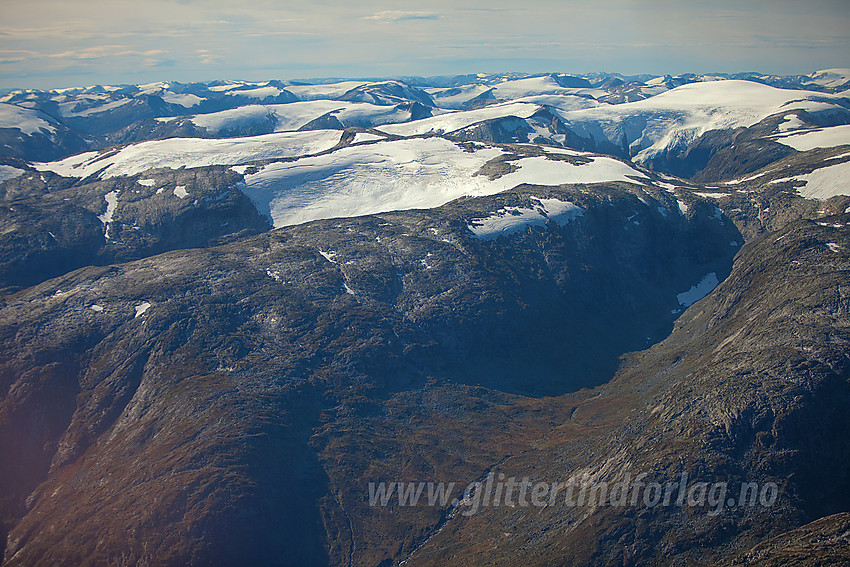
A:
[2,70,847,156]
[3,69,847,231]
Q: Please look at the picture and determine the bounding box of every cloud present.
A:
[196,49,222,65]
[365,11,439,22]
[46,46,166,60]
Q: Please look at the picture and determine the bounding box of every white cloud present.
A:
[365,11,439,22]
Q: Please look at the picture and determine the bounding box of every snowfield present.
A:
[468,198,583,240]
[163,100,418,134]
[378,102,541,136]
[240,138,649,227]
[0,103,57,135]
[283,81,368,100]
[677,272,719,306]
[795,159,850,200]
[34,130,343,179]
[771,124,850,151]
[553,80,850,163]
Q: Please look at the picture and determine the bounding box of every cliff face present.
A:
[402,213,850,567]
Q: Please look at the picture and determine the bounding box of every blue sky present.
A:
[1,0,848,89]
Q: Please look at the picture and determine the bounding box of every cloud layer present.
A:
[1,0,847,89]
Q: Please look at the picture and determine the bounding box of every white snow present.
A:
[352,132,385,144]
[490,76,599,101]
[160,100,408,136]
[378,102,540,136]
[468,198,583,240]
[97,190,120,239]
[266,269,281,281]
[207,81,267,92]
[319,250,338,263]
[677,200,689,215]
[0,165,25,183]
[805,69,850,89]
[284,81,367,100]
[59,97,131,118]
[508,94,602,115]
[170,105,273,134]
[826,242,843,253]
[173,185,188,198]
[552,81,850,165]
[771,124,850,151]
[89,304,104,312]
[229,86,283,99]
[240,138,648,228]
[425,84,493,109]
[161,92,204,108]
[695,192,728,199]
[724,171,769,185]
[137,179,155,186]
[795,160,850,200]
[776,114,805,132]
[677,272,719,307]
[134,301,151,318]
[0,103,56,135]
[35,130,342,180]
[427,76,606,109]
[272,100,413,132]
[769,177,797,185]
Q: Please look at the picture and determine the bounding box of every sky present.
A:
[1,0,848,90]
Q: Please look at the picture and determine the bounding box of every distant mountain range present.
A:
[1,69,849,566]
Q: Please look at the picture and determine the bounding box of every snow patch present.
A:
[0,165,25,183]
[352,132,385,144]
[137,179,155,187]
[826,242,843,252]
[776,114,805,133]
[319,250,338,263]
[89,304,104,312]
[134,301,151,318]
[795,160,850,200]
[772,124,850,151]
[468,198,583,240]
[161,92,204,108]
[97,190,120,240]
[379,102,540,136]
[173,185,188,198]
[677,272,719,307]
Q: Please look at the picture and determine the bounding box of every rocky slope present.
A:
[0,167,270,293]
[0,179,739,565]
[402,210,850,566]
